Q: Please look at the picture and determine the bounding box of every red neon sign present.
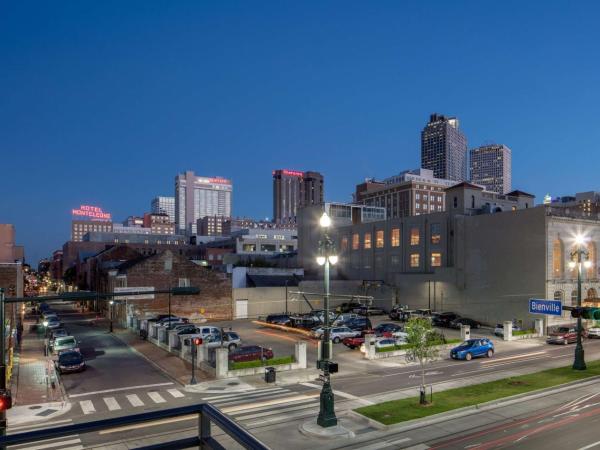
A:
[208,177,231,184]
[72,205,112,220]
[281,170,304,177]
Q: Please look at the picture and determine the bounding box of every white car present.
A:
[494,323,522,337]
[360,337,405,353]
[587,327,600,338]
[52,336,78,354]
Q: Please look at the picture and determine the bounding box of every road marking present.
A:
[126,394,144,407]
[402,445,430,450]
[11,437,82,450]
[479,351,546,364]
[222,393,320,414]
[9,418,73,431]
[148,391,166,403]
[386,437,412,445]
[201,387,283,401]
[69,382,174,398]
[300,382,321,389]
[167,388,185,398]
[99,415,195,434]
[358,438,412,450]
[451,356,548,376]
[333,389,374,405]
[103,396,121,411]
[579,440,600,450]
[233,400,318,421]
[80,400,95,414]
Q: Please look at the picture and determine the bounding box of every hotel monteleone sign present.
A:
[72,205,112,220]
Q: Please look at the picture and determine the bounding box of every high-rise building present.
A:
[272,169,324,223]
[151,196,176,223]
[175,171,232,234]
[421,113,468,182]
[469,144,512,194]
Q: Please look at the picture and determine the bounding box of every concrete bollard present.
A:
[215,348,229,379]
[460,324,471,340]
[535,318,544,336]
[168,331,179,350]
[295,341,307,368]
[364,333,376,359]
[503,321,513,341]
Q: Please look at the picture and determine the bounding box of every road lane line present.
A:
[300,382,321,389]
[479,351,547,364]
[148,391,166,403]
[11,438,82,450]
[126,394,144,407]
[79,400,95,414]
[103,396,121,411]
[69,382,174,398]
[99,415,195,434]
[222,393,320,414]
[167,388,185,398]
[579,440,600,450]
[387,437,412,445]
[9,418,73,431]
[200,387,283,401]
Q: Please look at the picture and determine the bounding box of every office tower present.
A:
[421,113,468,182]
[151,196,176,223]
[470,144,512,194]
[175,171,232,234]
[272,169,324,223]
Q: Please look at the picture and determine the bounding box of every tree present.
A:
[404,317,441,405]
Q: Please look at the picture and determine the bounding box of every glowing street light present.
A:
[571,233,591,371]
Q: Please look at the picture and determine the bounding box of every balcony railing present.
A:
[0,403,270,450]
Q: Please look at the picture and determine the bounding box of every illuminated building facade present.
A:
[151,196,176,223]
[421,113,468,182]
[272,169,324,223]
[470,144,512,194]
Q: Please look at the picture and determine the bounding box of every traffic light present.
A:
[570,307,600,320]
[193,337,203,346]
[0,390,12,411]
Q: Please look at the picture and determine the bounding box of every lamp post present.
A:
[109,300,114,333]
[316,212,339,428]
[568,234,592,371]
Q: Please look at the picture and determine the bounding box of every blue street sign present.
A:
[529,299,562,316]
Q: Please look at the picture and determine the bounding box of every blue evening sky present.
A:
[2,1,600,264]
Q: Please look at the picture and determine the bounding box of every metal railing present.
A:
[0,403,270,450]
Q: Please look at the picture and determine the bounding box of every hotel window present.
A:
[376,230,384,248]
[391,228,400,247]
[364,232,372,249]
[431,223,441,244]
[431,252,442,267]
[341,236,349,251]
[410,253,420,268]
[410,227,420,245]
[352,233,360,250]
[416,193,420,200]
[416,203,420,209]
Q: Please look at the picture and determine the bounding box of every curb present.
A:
[355,375,600,432]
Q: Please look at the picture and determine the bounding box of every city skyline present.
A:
[4,2,600,264]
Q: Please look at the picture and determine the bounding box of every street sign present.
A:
[529,298,562,316]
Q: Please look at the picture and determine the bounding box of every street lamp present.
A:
[315,212,339,428]
[109,300,114,333]
[569,234,591,370]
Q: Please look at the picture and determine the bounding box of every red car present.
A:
[546,326,587,345]
[343,336,365,349]
[228,345,274,362]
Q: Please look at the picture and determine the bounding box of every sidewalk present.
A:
[113,328,213,386]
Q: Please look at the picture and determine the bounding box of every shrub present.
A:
[229,355,295,370]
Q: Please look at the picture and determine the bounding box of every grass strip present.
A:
[513,329,536,336]
[375,338,462,353]
[355,360,600,425]
[229,355,295,370]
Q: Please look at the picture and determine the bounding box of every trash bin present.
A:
[264,367,276,383]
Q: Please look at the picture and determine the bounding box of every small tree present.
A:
[404,317,440,405]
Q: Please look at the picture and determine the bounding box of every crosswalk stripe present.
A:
[222,393,319,414]
[148,391,166,403]
[9,419,73,431]
[233,400,318,421]
[126,394,144,407]
[80,400,95,414]
[167,388,184,398]
[209,390,292,406]
[200,387,285,401]
[10,438,82,450]
[103,396,121,411]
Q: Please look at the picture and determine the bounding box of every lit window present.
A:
[352,234,359,250]
[364,233,372,249]
[410,253,420,268]
[416,203,420,209]
[391,228,400,247]
[416,193,420,200]
[431,223,441,244]
[410,228,420,245]
[376,230,384,248]
[431,252,442,267]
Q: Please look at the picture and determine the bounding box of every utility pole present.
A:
[0,288,6,442]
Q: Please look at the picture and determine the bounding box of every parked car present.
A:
[352,305,387,316]
[311,326,360,343]
[587,327,600,338]
[373,323,403,335]
[547,326,585,345]
[46,318,62,330]
[450,317,481,329]
[389,306,416,321]
[450,338,494,360]
[333,313,359,325]
[345,317,373,332]
[432,312,460,328]
[156,317,188,327]
[336,302,362,313]
[49,328,69,351]
[176,325,201,335]
[54,350,85,374]
[52,336,78,354]
[228,345,273,363]
[188,326,222,339]
[342,336,365,349]
[204,332,242,351]
[289,315,321,329]
[494,323,522,337]
[265,314,291,326]
[360,337,404,353]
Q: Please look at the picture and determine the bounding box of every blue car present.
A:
[450,338,494,361]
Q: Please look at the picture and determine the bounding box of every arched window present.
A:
[553,290,564,301]
[587,288,598,301]
[552,239,564,278]
[587,242,596,279]
[571,290,578,304]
